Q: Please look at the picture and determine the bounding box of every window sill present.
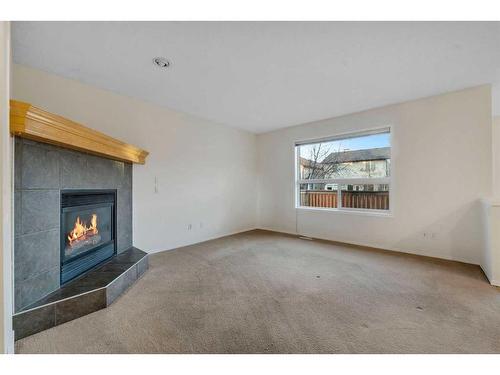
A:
[295,206,394,217]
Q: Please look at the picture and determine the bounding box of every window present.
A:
[295,128,391,212]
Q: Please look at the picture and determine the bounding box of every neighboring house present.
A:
[300,147,390,191]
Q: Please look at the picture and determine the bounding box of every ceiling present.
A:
[12,21,500,133]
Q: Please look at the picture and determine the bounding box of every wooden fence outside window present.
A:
[300,190,389,210]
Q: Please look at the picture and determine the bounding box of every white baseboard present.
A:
[489,279,500,287]
[144,227,258,255]
[141,225,483,270]
[257,226,479,266]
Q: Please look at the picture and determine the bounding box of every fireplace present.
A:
[60,190,117,284]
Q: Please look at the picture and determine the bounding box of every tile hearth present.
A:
[13,247,148,340]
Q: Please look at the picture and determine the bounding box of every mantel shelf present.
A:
[10,100,149,164]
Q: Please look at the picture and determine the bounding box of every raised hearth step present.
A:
[13,247,148,341]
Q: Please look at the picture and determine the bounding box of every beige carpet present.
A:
[15,230,500,353]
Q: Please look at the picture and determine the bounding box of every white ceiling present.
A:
[12,21,500,133]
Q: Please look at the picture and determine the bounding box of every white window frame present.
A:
[294,127,392,215]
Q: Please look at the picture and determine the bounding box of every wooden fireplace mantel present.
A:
[10,100,149,164]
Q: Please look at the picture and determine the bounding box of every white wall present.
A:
[257,86,492,265]
[494,116,500,198]
[480,200,500,286]
[493,83,500,118]
[12,64,258,253]
[0,21,14,353]
[481,116,500,286]
[10,64,495,267]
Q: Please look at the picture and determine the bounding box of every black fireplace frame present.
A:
[60,189,117,285]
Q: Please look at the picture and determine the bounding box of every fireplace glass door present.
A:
[62,204,113,262]
[60,190,116,284]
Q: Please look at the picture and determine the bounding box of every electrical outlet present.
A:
[423,232,437,240]
[187,224,192,230]
[199,222,203,229]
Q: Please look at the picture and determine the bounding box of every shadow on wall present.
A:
[394,199,485,265]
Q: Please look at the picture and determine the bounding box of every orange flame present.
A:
[67,214,99,246]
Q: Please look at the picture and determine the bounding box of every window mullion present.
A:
[298,178,390,185]
[337,184,341,209]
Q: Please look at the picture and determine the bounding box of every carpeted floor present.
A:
[15,230,500,353]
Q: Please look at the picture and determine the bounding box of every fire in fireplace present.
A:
[60,190,116,284]
[66,213,101,253]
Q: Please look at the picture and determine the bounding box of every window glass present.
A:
[340,184,389,210]
[299,183,338,208]
[296,129,391,212]
[298,132,390,180]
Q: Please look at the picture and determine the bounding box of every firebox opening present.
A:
[60,190,117,284]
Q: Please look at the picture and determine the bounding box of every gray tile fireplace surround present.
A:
[14,137,133,312]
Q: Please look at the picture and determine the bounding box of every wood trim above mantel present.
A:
[10,100,149,164]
